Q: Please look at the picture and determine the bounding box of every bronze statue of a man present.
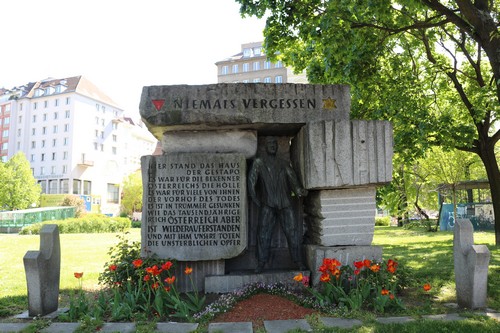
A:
[248,136,307,273]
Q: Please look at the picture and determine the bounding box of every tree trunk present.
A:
[477,140,500,245]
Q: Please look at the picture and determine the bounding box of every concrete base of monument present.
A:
[204,270,310,293]
[305,244,383,286]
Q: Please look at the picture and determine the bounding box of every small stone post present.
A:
[23,224,61,316]
[454,219,490,309]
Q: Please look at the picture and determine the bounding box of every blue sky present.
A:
[0,0,265,117]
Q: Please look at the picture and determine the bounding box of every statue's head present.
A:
[265,136,278,156]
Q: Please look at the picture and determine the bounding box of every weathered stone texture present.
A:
[292,120,393,189]
[23,224,60,317]
[161,130,257,158]
[140,83,350,139]
[454,219,490,309]
[304,187,377,246]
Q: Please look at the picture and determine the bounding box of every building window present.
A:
[253,62,260,71]
[43,113,47,121]
[107,183,119,203]
[94,142,98,150]
[54,112,58,120]
[275,60,283,68]
[52,139,56,147]
[112,123,118,130]
[41,153,45,161]
[100,131,104,139]
[100,144,104,151]
[232,64,239,73]
[64,124,69,132]
[42,127,46,135]
[31,154,35,162]
[51,166,56,175]
[1,142,7,150]
[63,151,68,160]
[17,129,21,137]
[95,117,99,125]
[243,63,249,72]
[55,99,59,107]
[73,179,81,194]
[112,147,117,155]
[66,97,70,105]
[44,101,48,108]
[52,152,56,160]
[264,61,271,69]
[112,134,117,142]
[40,166,45,175]
[3,117,9,125]
[65,110,70,118]
[243,48,251,57]
[84,181,91,195]
[253,78,261,83]
[275,75,283,83]
[63,137,68,145]
[53,125,58,133]
[18,115,22,123]
[253,47,262,56]
[62,166,67,174]
[17,142,20,150]
[95,130,99,137]
[264,77,272,83]
[221,65,229,75]
[32,115,37,123]
[42,140,45,148]
[2,130,8,138]
[242,80,249,83]
[60,179,69,193]
[39,180,47,193]
[20,103,23,111]
[48,179,57,193]
[31,141,36,149]
[33,102,37,110]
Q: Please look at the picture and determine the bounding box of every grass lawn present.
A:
[0,226,498,330]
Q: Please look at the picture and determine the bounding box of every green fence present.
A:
[0,206,76,233]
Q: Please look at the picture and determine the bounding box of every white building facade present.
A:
[0,76,157,215]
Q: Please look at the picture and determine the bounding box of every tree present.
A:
[61,195,86,218]
[0,152,41,210]
[121,171,143,216]
[237,0,500,244]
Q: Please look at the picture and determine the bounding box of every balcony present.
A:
[77,154,94,167]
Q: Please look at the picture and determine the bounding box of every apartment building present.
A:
[215,41,307,83]
[0,76,157,215]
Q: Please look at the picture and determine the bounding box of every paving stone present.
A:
[320,317,363,328]
[0,323,30,332]
[423,313,465,322]
[100,322,136,332]
[40,322,80,333]
[208,322,252,333]
[156,322,199,333]
[376,316,415,324]
[264,319,312,333]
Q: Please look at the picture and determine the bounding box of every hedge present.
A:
[19,214,131,235]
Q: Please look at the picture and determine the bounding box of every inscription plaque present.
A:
[141,153,247,260]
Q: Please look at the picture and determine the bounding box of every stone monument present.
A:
[139,83,393,292]
[23,224,61,317]
[454,218,490,308]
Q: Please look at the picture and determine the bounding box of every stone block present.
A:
[162,130,258,158]
[141,153,247,261]
[140,83,351,139]
[209,322,253,333]
[292,120,393,189]
[156,322,199,333]
[305,244,382,286]
[454,219,490,309]
[304,188,377,246]
[23,224,60,317]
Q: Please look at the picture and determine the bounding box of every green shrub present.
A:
[19,214,131,234]
[61,195,87,218]
[375,216,391,226]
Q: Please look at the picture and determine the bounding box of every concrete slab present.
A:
[156,322,199,333]
[264,319,312,333]
[423,313,465,321]
[376,316,415,324]
[0,323,30,332]
[208,322,252,333]
[100,322,136,332]
[14,308,68,320]
[40,322,80,333]
[320,317,363,328]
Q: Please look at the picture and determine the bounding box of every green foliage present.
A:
[121,171,143,216]
[295,258,407,313]
[237,0,500,244]
[61,195,87,218]
[19,214,131,234]
[375,216,391,226]
[0,152,41,210]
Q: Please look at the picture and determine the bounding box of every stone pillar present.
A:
[23,224,60,317]
[454,219,490,309]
